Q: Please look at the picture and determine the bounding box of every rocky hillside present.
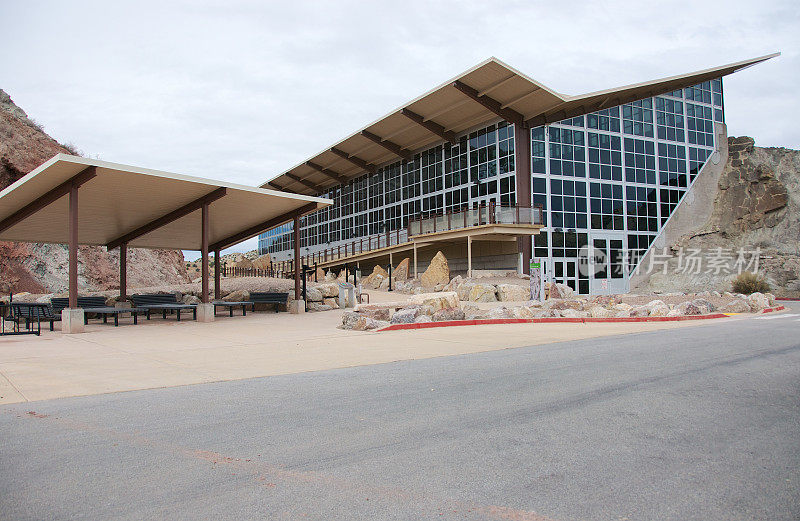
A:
[634,136,800,297]
[0,89,189,294]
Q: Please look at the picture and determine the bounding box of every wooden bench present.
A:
[130,294,197,321]
[249,292,289,313]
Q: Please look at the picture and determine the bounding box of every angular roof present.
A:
[262,53,778,196]
[0,155,331,251]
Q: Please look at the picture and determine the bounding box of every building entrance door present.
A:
[588,232,628,295]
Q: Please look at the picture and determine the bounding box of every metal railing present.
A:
[407,203,543,236]
[228,204,542,279]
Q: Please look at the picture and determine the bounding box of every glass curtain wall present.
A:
[260,79,724,296]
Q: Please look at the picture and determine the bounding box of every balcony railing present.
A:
[407,203,543,236]
[234,204,542,279]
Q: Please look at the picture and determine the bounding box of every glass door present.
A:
[589,232,628,295]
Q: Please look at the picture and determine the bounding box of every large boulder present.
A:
[323,297,339,309]
[353,317,389,331]
[548,282,574,300]
[588,306,613,318]
[511,306,535,319]
[235,258,254,270]
[674,301,702,315]
[363,265,388,289]
[691,298,715,314]
[721,299,750,313]
[407,291,459,312]
[648,303,671,317]
[496,283,530,302]
[630,306,649,317]
[485,307,513,319]
[252,254,271,270]
[222,289,249,302]
[182,294,201,305]
[305,287,323,302]
[353,303,395,321]
[315,283,339,298]
[443,275,464,293]
[390,306,422,324]
[462,304,484,320]
[307,302,333,312]
[420,251,450,288]
[747,292,770,311]
[561,308,589,319]
[393,258,410,281]
[468,284,498,302]
[341,311,361,329]
[432,308,466,322]
[325,271,337,282]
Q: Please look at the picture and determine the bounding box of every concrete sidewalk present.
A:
[0,297,722,405]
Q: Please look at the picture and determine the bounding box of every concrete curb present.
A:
[776,298,800,301]
[378,313,731,332]
[759,305,786,313]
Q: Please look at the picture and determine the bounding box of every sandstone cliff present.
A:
[634,136,800,296]
[0,89,190,294]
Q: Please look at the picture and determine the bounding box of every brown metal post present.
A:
[214,249,221,299]
[119,242,127,300]
[201,203,210,303]
[293,215,301,300]
[514,121,532,274]
[69,183,78,308]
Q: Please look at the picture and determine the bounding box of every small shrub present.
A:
[732,271,770,295]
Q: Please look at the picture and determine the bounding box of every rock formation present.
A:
[0,89,190,294]
[419,251,449,288]
[633,137,800,297]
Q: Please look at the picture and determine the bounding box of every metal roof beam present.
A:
[330,147,377,174]
[106,187,227,250]
[285,172,324,193]
[210,202,318,252]
[0,166,97,234]
[306,161,346,183]
[266,181,298,194]
[401,108,457,145]
[451,80,524,126]
[360,130,413,161]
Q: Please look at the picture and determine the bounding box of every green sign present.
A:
[529,261,541,269]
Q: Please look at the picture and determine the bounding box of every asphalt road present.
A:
[2,304,799,521]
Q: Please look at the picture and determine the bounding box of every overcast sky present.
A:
[2,0,797,255]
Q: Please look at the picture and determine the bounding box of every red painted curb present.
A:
[378,313,730,332]
[760,305,785,314]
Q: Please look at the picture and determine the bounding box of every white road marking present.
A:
[755,313,800,320]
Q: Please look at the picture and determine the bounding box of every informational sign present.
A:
[529,258,543,301]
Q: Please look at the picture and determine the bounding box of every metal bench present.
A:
[80,306,146,326]
[212,301,255,317]
[130,294,197,321]
[249,292,289,312]
[7,302,51,333]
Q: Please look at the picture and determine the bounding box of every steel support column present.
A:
[214,249,221,300]
[201,203,210,303]
[119,242,127,300]
[514,121,532,275]
[69,184,78,308]
[413,242,418,279]
[467,236,472,278]
[293,215,301,300]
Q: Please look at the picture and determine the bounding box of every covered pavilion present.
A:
[0,154,331,332]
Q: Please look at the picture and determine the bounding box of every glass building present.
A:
[257,57,772,295]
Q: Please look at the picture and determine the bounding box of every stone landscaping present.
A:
[339,280,779,331]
